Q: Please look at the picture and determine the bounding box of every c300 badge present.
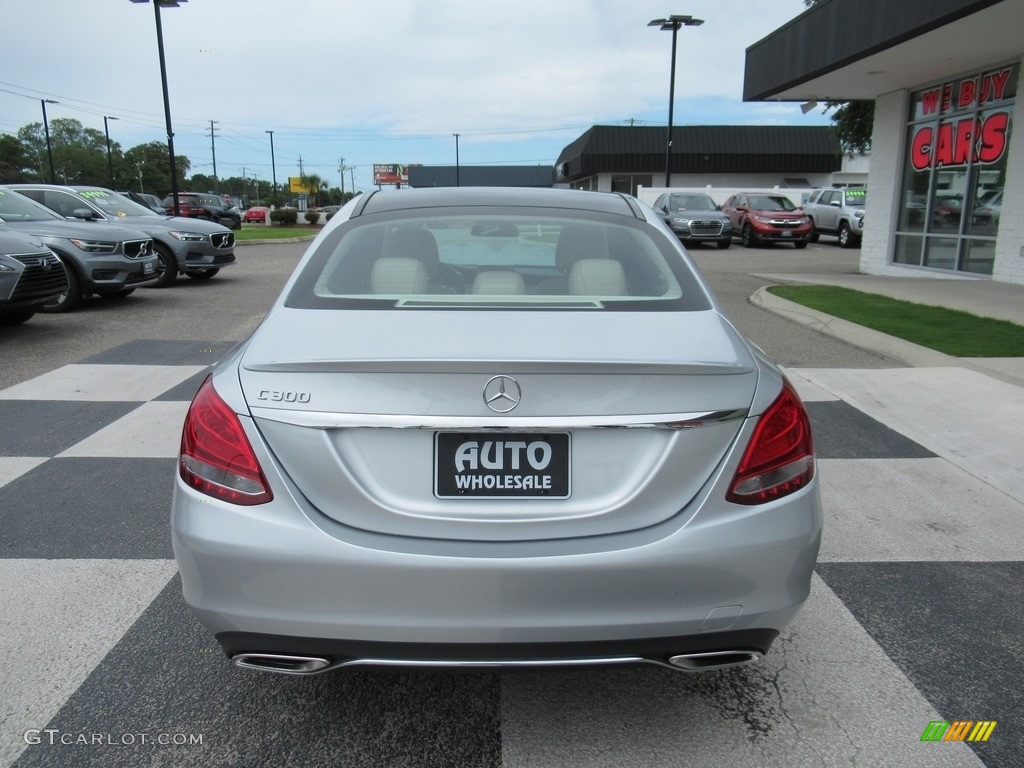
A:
[256,389,311,404]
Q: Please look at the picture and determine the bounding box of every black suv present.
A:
[163,193,242,230]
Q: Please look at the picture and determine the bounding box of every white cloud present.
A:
[1,0,827,188]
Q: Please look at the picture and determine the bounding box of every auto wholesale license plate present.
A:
[434,433,570,498]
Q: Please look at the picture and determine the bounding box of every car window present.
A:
[667,194,717,211]
[0,188,64,222]
[748,196,796,211]
[286,211,711,312]
[76,189,156,217]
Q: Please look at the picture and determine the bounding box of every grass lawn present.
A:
[235,225,318,241]
[767,284,1024,357]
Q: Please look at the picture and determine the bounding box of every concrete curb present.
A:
[235,235,317,246]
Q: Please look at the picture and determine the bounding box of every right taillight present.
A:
[726,380,815,505]
[179,376,273,506]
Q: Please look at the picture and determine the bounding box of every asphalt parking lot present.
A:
[1,240,1019,767]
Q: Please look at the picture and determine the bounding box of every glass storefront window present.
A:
[896,62,1016,277]
[961,239,996,274]
[893,235,924,265]
[923,237,959,270]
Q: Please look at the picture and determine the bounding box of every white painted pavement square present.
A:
[0,364,206,402]
[0,457,48,489]
[58,401,192,458]
[794,367,1024,504]
[818,458,1024,562]
[500,575,983,768]
[779,366,840,402]
[0,559,179,768]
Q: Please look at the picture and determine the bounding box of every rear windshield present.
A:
[286,210,711,311]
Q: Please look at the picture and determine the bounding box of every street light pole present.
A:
[266,130,277,206]
[648,14,703,189]
[41,99,58,184]
[453,133,461,187]
[103,116,119,188]
[131,0,187,215]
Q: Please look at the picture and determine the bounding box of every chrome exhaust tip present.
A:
[232,653,332,675]
[667,650,763,672]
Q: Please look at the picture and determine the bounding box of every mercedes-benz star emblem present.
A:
[483,375,521,413]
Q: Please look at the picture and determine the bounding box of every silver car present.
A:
[9,184,236,287]
[172,187,822,676]
[0,186,157,311]
[0,228,69,326]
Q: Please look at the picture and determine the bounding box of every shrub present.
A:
[304,210,321,225]
[270,207,298,225]
[325,211,335,221]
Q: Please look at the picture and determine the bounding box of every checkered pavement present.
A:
[1,341,1020,767]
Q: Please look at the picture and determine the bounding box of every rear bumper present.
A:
[172,473,821,653]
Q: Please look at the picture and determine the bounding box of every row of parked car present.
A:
[651,187,866,250]
[0,184,237,326]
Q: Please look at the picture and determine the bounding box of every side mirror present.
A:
[72,208,96,220]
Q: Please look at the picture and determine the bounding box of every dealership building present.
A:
[745,0,1023,284]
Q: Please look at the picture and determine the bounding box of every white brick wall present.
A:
[859,90,906,277]
[992,55,1024,285]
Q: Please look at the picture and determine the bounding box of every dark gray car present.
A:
[0,227,69,326]
[0,186,158,312]
[651,192,732,249]
[10,185,236,287]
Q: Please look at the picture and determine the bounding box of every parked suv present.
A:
[11,185,237,288]
[650,192,732,249]
[720,193,812,248]
[0,186,157,312]
[163,192,242,230]
[0,228,69,326]
[803,187,866,248]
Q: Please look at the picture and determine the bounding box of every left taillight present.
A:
[179,375,273,505]
[726,379,815,506]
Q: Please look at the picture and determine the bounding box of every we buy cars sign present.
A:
[910,66,1015,171]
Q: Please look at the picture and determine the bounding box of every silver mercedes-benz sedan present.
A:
[172,187,822,676]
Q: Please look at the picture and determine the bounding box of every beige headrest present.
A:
[471,270,526,295]
[370,257,429,294]
[568,259,626,296]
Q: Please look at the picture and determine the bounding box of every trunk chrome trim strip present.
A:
[248,408,747,430]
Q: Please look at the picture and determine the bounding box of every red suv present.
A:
[163,193,242,230]
[720,193,812,248]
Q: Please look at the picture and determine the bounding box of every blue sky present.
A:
[2,0,829,192]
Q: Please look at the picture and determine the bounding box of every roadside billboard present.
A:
[373,164,408,185]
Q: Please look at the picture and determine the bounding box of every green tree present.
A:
[189,173,216,192]
[0,134,34,182]
[17,118,116,185]
[119,141,190,197]
[802,0,874,153]
[299,172,325,207]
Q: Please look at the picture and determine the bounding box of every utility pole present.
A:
[298,156,304,176]
[338,156,345,198]
[209,120,219,192]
